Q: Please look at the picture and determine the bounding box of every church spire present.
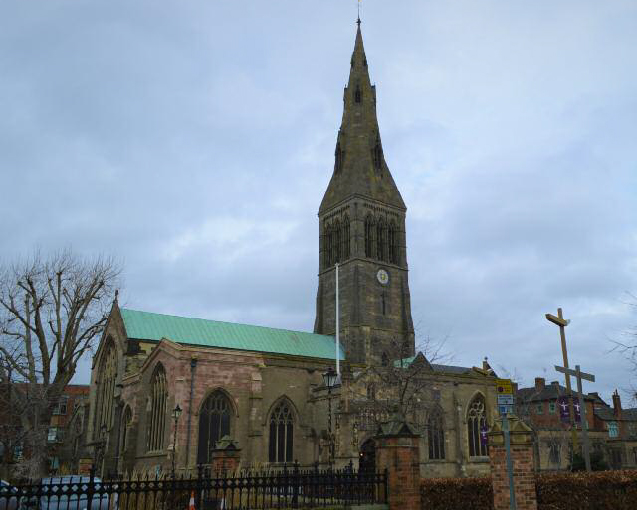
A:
[319,23,405,215]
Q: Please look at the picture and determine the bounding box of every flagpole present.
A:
[335,263,340,376]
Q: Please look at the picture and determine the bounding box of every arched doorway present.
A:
[359,439,376,473]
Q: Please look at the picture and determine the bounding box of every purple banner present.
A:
[480,424,488,446]
[573,400,581,423]
[558,396,582,423]
[558,396,570,422]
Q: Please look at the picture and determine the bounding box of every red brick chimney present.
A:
[612,390,622,418]
[535,377,545,391]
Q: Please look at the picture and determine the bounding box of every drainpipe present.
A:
[185,358,197,467]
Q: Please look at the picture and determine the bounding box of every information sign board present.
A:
[497,394,514,405]
[496,378,513,395]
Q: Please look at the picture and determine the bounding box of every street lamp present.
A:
[171,404,182,477]
[322,367,340,466]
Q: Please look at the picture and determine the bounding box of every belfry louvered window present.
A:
[324,223,332,268]
[467,394,488,457]
[95,340,117,438]
[197,391,232,464]
[364,215,375,258]
[333,219,342,263]
[388,220,399,264]
[342,215,350,260]
[147,364,167,451]
[269,401,294,463]
[376,218,387,262]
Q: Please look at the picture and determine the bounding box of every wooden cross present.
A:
[555,364,595,472]
[546,308,578,450]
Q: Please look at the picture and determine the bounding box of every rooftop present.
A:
[120,308,345,361]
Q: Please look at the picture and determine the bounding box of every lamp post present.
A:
[171,404,182,477]
[322,367,339,467]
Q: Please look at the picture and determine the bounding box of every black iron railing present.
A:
[0,463,387,510]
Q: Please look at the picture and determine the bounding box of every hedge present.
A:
[421,476,493,510]
[420,470,637,510]
[536,469,637,510]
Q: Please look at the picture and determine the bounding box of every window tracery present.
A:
[269,400,294,463]
[197,391,232,464]
[428,409,445,460]
[147,364,167,452]
[467,394,488,457]
[95,340,117,437]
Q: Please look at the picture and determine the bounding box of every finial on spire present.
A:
[357,0,361,26]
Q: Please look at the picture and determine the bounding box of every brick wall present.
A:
[376,433,421,510]
[490,443,536,510]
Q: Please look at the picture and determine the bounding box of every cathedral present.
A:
[86,21,497,479]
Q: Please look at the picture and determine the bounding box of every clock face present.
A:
[376,269,389,285]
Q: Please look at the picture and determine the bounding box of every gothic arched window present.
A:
[147,364,167,452]
[333,219,341,264]
[121,406,132,457]
[364,215,375,258]
[376,218,387,262]
[342,215,351,260]
[269,400,294,463]
[388,221,399,265]
[95,340,117,438]
[354,85,361,103]
[467,394,488,457]
[197,391,232,464]
[428,409,445,460]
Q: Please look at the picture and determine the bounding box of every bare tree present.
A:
[0,249,120,477]
[350,334,453,436]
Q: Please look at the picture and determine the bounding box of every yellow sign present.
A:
[496,378,513,395]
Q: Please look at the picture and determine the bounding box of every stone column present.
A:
[374,414,421,510]
[210,436,241,474]
[488,415,537,510]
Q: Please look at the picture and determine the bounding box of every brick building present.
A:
[0,383,89,476]
[591,390,637,469]
[86,21,498,479]
[516,377,637,471]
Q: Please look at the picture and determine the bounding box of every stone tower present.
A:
[314,21,415,365]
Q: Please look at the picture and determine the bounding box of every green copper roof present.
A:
[120,308,345,361]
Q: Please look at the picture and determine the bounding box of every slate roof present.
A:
[395,356,472,375]
[120,308,345,361]
[516,383,595,402]
[594,406,637,422]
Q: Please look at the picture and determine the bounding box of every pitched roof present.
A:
[516,382,597,402]
[394,355,472,375]
[594,406,637,422]
[120,308,345,361]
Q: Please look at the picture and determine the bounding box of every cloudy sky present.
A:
[2,0,636,403]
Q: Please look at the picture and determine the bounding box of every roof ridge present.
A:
[120,307,334,339]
